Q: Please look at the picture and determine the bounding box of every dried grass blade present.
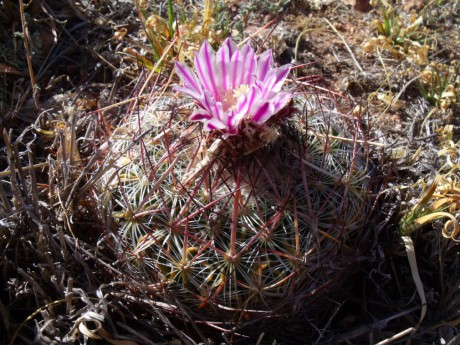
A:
[0,299,9,338]
[27,146,39,214]
[402,235,427,333]
[375,327,416,345]
[19,0,39,109]
[8,299,67,345]
[0,180,12,213]
[95,326,140,345]
[2,129,22,209]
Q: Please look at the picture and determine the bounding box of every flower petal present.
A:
[205,117,227,131]
[231,43,256,88]
[261,65,291,97]
[194,41,219,96]
[237,43,256,86]
[230,49,240,89]
[175,38,293,137]
[256,49,273,81]
[271,91,293,114]
[226,109,237,132]
[271,65,291,92]
[236,84,260,117]
[223,37,237,57]
[175,62,203,98]
[251,102,275,123]
[189,109,212,121]
[199,90,224,124]
[216,41,232,92]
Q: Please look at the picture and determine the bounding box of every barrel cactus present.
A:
[102,39,373,317]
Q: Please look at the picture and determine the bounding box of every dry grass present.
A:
[1,0,459,344]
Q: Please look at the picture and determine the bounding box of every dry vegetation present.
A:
[1,0,459,344]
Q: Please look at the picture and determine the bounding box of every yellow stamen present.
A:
[220,84,250,110]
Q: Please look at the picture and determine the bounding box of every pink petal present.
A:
[247,85,264,116]
[189,109,212,121]
[260,64,290,99]
[226,109,238,131]
[194,41,219,96]
[223,38,237,57]
[230,49,240,89]
[236,85,260,117]
[173,84,198,98]
[235,44,252,86]
[232,107,247,129]
[200,90,224,123]
[259,72,276,99]
[251,102,275,123]
[241,46,256,85]
[216,43,232,92]
[175,62,203,98]
[256,49,273,81]
[205,117,227,131]
[213,101,225,124]
[271,65,291,92]
[271,92,293,113]
[174,85,208,110]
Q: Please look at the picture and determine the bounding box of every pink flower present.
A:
[175,38,292,136]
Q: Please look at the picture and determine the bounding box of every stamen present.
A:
[220,84,250,110]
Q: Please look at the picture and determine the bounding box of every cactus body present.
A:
[104,97,372,314]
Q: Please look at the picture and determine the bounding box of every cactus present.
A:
[102,94,372,315]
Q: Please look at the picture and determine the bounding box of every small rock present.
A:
[339,0,372,12]
[353,0,372,12]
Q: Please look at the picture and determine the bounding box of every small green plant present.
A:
[374,6,425,45]
[418,62,460,109]
[127,0,224,69]
[398,176,459,240]
[210,1,231,39]
[399,124,460,240]
[363,4,429,64]
[133,0,175,62]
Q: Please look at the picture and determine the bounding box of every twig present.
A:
[375,327,416,345]
[310,131,386,147]
[314,301,343,345]
[19,0,40,110]
[239,15,283,47]
[288,80,344,97]
[0,180,12,213]
[0,161,47,177]
[336,306,420,342]
[294,28,317,63]
[27,145,40,214]
[64,235,124,277]
[324,18,365,74]
[2,129,22,209]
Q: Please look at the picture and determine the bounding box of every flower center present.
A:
[221,84,250,110]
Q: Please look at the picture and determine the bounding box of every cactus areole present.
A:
[174,38,293,136]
